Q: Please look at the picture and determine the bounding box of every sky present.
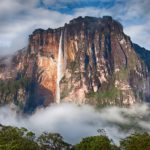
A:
[0,0,150,55]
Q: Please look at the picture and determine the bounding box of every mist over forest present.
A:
[0,103,150,145]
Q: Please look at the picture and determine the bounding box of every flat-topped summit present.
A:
[0,16,150,112]
[32,16,123,36]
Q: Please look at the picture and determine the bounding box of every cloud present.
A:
[0,103,150,145]
[0,0,150,56]
[124,21,150,49]
[72,7,111,18]
[0,0,73,55]
[123,0,150,20]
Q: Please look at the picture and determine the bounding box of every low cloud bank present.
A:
[0,103,150,145]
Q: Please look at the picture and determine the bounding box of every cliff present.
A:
[0,16,150,111]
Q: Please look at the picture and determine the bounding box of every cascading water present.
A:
[56,32,63,104]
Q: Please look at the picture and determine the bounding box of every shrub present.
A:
[120,133,150,150]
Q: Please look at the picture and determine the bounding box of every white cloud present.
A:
[124,21,150,49]
[73,7,112,18]
[0,0,150,56]
[0,1,73,55]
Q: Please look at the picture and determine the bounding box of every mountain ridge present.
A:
[0,16,150,112]
[133,43,150,71]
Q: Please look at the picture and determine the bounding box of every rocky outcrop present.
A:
[0,16,150,111]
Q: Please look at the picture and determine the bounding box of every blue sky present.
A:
[0,0,150,55]
[41,0,116,13]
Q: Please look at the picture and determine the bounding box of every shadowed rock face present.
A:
[133,43,150,71]
[0,16,150,111]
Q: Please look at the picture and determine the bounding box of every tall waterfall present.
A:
[56,32,63,104]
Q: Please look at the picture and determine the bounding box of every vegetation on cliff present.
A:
[0,76,31,107]
[86,86,121,106]
[0,76,30,94]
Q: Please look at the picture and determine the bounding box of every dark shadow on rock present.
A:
[24,81,54,113]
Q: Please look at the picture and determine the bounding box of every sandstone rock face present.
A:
[0,16,150,111]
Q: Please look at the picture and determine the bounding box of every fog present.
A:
[0,103,150,145]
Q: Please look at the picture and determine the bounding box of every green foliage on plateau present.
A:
[120,133,150,150]
[86,86,120,101]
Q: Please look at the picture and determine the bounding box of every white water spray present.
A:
[56,32,63,103]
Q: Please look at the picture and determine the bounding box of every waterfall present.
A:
[56,32,63,103]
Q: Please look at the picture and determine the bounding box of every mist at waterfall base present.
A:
[0,103,150,145]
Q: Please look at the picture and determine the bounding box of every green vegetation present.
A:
[129,54,137,69]
[0,126,38,150]
[60,86,72,99]
[68,61,79,73]
[116,68,128,80]
[0,76,31,95]
[0,125,150,150]
[38,132,71,150]
[73,136,119,150]
[120,133,150,150]
[60,76,73,99]
[0,76,31,104]
[74,132,150,150]
[0,125,70,150]
[86,86,120,102]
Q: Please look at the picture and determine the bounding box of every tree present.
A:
[1,124,150,150]
[120,132,150,150]
[0,125,38,150]
[37,132,71,150]
[73,135,119,150]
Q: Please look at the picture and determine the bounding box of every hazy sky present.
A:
[0,0,150,55]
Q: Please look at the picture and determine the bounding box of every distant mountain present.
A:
[0,16,150,112]
[133,43,150,71]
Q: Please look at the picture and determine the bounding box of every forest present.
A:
[0,125,150,150]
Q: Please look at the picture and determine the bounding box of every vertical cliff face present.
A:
[24,28,62,110]
[0,16,150,111]
[58,16,150,106]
